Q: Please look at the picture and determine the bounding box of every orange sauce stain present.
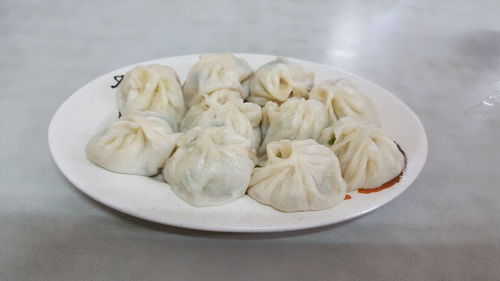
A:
[358,172,403,193]
[344,194,352,200]
[357,142,407,194]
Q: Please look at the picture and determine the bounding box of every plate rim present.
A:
[48,53,428,233]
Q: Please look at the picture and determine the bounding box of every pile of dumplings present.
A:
[86,53,405,213]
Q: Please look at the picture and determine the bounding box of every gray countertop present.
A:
[2,0,500,280]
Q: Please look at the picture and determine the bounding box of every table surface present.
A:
[2,0,500,280]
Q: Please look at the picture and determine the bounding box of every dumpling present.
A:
[189,89,262,130]
[260,98,328,154]
[319,117,404,191]
[309,79,379,126]
[180,90,262,150]
[163,127,255,206]
[247,57,315,106]
[86,114,178,176]
[116,64,185,131]
[248,139,347,212]
[183,53,253,106]
[237,97,263,149]
[188,88,242,107]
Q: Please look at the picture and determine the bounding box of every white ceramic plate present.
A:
[48,54,427,233]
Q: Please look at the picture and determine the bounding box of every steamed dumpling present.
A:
[248,139,347,212]
[163,127,254,206]
[116,64,185,130]
[188,88,242,107]
[260,98,329,154]
[183,53,253,106]
[180,90,262,150]
[86,114,178,176]
[247,57,315,106]
[309,79,379,126]
[319,118,404,191]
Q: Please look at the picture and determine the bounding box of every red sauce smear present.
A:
[358,172,403,193]
[344,194,352,200]
[358,142,407,194]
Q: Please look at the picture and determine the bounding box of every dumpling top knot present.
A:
[182,53,254,106]
[247,57,315,106]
